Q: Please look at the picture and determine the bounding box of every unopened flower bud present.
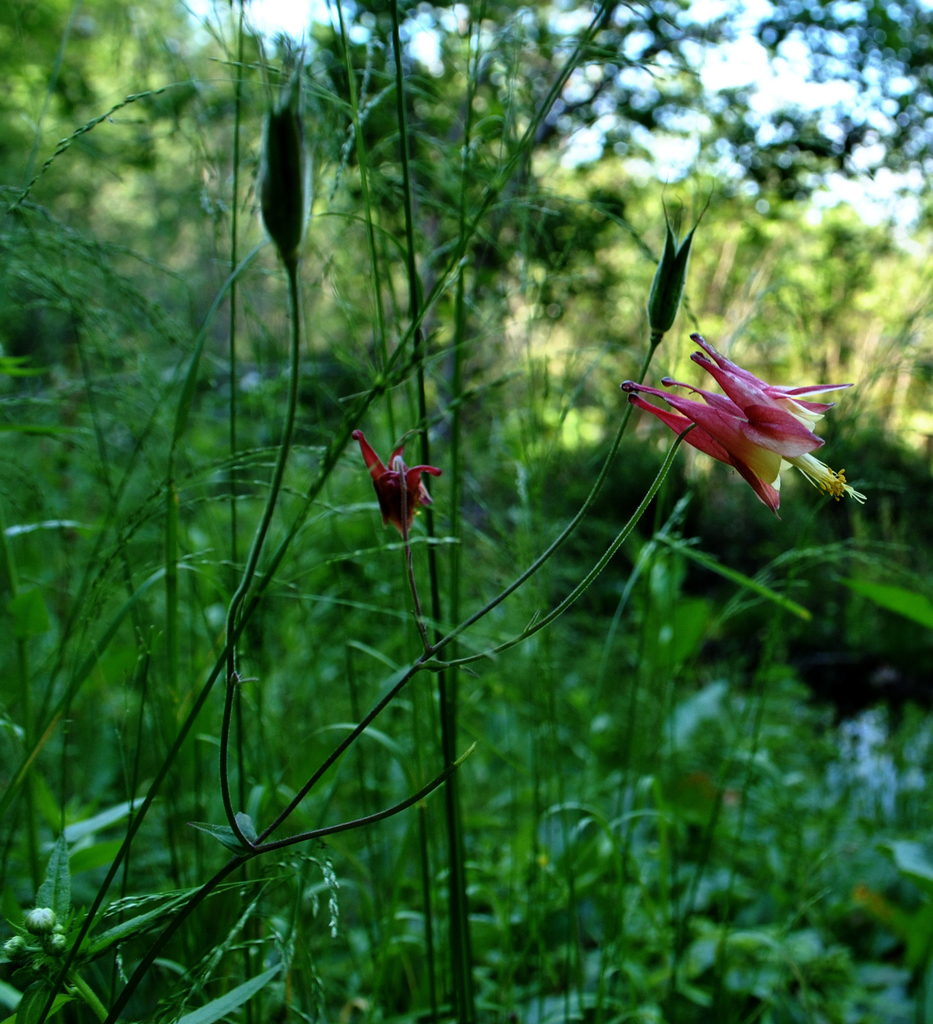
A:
[45,932,67,955]
[647,213,699,338]
[260,72,311,266]
[24,907,56,935]
[3,935,27,959]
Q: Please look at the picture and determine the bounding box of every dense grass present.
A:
[2,3,933,1024]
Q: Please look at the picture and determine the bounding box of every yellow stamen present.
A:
[786,453,866,504]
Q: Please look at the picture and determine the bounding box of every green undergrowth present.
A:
[2,3,933,1023]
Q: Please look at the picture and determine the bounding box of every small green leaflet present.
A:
[173,965,280,1024]
[841,578,933,630]
[36,836,70,920]
[188,820,253,854]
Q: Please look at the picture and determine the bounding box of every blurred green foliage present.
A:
[1,2,933,1022]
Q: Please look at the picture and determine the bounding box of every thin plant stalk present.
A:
[388,1,473,1013]
[227,4,252,1015]
[335,0,395,442]
[221,255,303,844]
[398,467,439,1016]
[387,2,456,1015]
[0,503,39,892]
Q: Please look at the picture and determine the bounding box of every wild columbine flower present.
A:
[621,333,866,514]
[352,430,442,537]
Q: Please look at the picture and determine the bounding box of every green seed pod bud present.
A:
[45,932,67,955]
[260,72,311,266]
[24,907,56,935]
[646,213,699,339]
[3,935,27,960]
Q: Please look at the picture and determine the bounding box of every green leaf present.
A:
[235,813,258,844]
[14,983,71,1024]
[7,589,50,639]
[3,520,86,539]
[188,822,252,854]
[63,799,142,844]
[69,840,123,875]
[0,980,21,1011]
[36,836,71,919]
[86,890,196,957]
[841,578,933,630]
[664,680,728,752]
[659,536,811,620]
[880,840,933,899]
[0,356,43,377]
[174,965,280,1024]
[1,886,21,926]
[0,567,166,823]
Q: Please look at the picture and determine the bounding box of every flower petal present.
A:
[741,404,824,457]
[352,430,387,478]
[625,394,734,464]
[728,454,782,514]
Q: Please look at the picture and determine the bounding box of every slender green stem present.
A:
[227,9,252,1017]
[165,457,179,703]
[389,4,474,1014]
[416,799,439,1020]
[110,648,150,1002]
[0,502,39,892]
[68,972,108,1023]
[336,0,395,440]
[444,9,483,1012]
[229,0,244,596]
[221,256,303,844]
[256,750,471,853]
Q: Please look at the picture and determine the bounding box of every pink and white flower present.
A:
[621,334,866,514]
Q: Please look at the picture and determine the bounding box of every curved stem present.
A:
[256,748,471,853]
[399,468,430,654]
[425,339,662,664]
[105,754,472,1021]
[221,256,303,843]
[67,973,108,1023]
[437,425,693,669]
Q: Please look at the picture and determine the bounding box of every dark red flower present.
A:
[352,430,442,537]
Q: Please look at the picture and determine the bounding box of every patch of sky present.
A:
[548,3,598,36]
[622,30,654,61]
[400,10,444,77]
[438,4,470,37]
[561,116,618,169]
